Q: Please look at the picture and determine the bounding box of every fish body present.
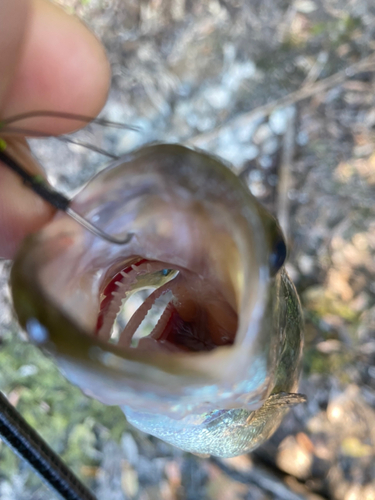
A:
[11,144,304,457]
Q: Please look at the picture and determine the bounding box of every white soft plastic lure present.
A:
[11,143,304,458]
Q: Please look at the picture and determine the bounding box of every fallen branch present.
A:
[210,456,328,500]
[188,52,375,147]
[277,107,296,241]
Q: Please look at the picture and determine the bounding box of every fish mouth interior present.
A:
[95,257,238,353]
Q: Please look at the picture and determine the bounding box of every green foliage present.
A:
[303,346,353,382]
[0,330,128,481]
[63,421,98,472]
[310,15,362,44]
[0,443,19,479]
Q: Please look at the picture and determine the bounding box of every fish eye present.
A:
[269,235,287,275]
[161,269,171,276]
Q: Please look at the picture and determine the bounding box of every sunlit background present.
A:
[0,1,375,499]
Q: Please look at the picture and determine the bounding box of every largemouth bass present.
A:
[11,144,304,458]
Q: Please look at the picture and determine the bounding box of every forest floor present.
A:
[1,1,375,499]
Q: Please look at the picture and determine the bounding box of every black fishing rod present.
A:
[0,391,97,500]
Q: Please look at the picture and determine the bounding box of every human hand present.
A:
[0,0,110,259]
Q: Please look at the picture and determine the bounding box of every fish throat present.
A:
[95,257,238,353]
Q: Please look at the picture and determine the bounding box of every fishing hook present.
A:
[0,147,134,245]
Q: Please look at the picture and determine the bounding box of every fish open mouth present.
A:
[11,144,278,412]
[95,257,238,354]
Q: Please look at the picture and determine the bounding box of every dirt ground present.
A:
[1,1,375,499]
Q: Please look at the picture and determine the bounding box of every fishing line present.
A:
[2,127,120,159]
[0,110,140,131]
[0,110,141,159]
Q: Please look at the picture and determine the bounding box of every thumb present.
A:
[0,0,29,108]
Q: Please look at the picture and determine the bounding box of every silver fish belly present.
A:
[11,144,304,457]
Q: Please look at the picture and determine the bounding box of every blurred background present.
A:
[1,0,375,499]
